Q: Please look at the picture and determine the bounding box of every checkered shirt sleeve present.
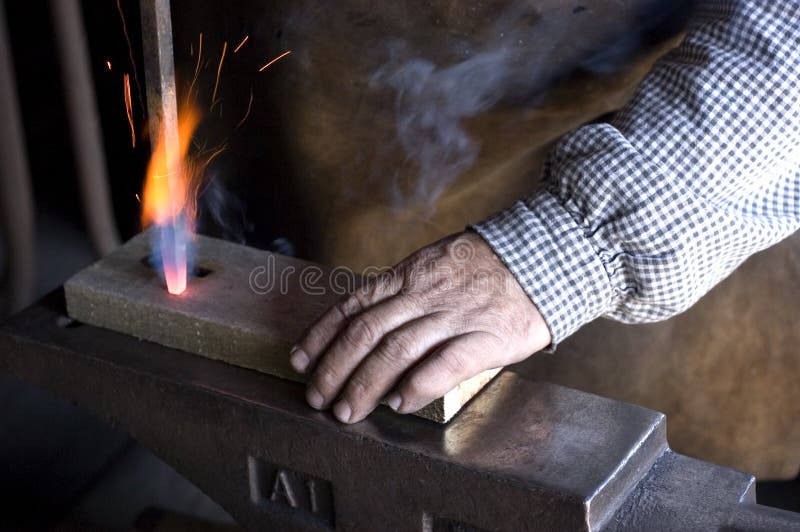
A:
[473,0,800,347]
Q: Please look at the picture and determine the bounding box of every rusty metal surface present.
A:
[1,292,798,531]
[139,0,179,155]
[606,452,800,532]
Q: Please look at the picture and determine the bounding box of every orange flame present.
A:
[141,106,202,295]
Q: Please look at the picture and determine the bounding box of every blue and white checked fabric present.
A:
[473,0,800,347]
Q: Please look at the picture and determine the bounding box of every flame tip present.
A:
[141,104,201,295]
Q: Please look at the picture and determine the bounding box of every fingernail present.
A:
[306,386,324,409]
[290,346,309,373]
[333,400,352,423]
[386,392,402,412]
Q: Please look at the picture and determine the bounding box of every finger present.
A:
[332,313,454,423]
[291,271,400,373]
[306,293,423,410]
[388,332,501,415]
[290,293,361,374]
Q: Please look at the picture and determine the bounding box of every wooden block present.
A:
[64,229,499,422]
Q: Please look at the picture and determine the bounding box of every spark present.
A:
[202,144,227,168]
[105,60,112,70]
[115,0,144,114]
[211,41,228,108]
[135,193,141,203]
[186,143,228,218]
[123,73,136,147]
[233,34,249,53]
[258,50,292,72]
[193,34,204,78]
[234,89,254,131]
[186,33,203,107]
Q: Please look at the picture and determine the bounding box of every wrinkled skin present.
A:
[290,231,551,423]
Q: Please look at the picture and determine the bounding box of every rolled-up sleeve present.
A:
[473,0,800,346]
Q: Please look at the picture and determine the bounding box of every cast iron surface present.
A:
[1,291,798,531]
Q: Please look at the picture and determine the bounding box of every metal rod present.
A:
[139,0,187,294]
[140,0,180,163]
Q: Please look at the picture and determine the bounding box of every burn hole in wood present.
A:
[140,256,213,278]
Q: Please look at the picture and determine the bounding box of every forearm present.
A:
[474,0,800,345]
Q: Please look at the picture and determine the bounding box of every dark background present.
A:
[7,0,146,242]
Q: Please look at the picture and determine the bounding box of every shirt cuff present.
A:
[471,191,617,348]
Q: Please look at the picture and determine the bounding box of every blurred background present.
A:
[0,1,237,529]
[0,0,797,529]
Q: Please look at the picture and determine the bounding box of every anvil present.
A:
[1,293,798,530]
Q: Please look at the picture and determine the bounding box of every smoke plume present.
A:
[371,0,694,208]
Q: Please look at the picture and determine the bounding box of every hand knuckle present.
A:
[381,333,415,363]
[304,326,326,348]
[345,375,370,402]
[431,276,451,292]
[333,297,355,319]
[439,349,468,376]
[342,316,377,348]
[401,291,425,311]
[491,321,513,340]
[371,274,392,295]
[402,373,427,401]
[353,289,372,309]
[448,315,469,334]
[378,269,397,287]
[314,364,340,390]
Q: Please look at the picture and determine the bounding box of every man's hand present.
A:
[290,231,551,423]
